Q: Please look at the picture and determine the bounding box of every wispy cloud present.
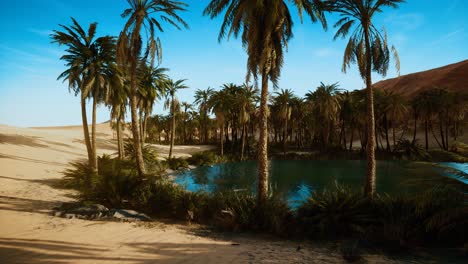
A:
[27,28,53,37]
[384,13,424,31]
[313,48,337,57]
[429,28,465,46]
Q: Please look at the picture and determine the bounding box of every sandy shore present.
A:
[0,123,402,263]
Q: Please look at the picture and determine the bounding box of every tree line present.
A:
[51,0,465,207]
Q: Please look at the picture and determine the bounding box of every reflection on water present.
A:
[174,160,467,206]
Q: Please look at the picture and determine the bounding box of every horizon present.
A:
[0,0,467,127]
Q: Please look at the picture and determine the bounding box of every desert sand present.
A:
[0,123,400,263]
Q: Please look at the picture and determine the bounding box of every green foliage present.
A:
[186,151,218,166]
[394,139,431,161]
[64,159,466,246]
[63,155,142,207]
[429,149,468,163]
[164,157,189,170]
[296,184,373,238]
[124,141,158,163]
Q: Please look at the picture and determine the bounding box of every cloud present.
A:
[27,28,53,37]
[429,28,464,46]
[385,13,424,30]
[313,48,338,57]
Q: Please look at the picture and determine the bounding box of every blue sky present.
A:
[0,0,467,127]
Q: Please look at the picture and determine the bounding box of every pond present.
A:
[174,160,467,207]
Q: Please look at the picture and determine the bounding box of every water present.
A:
[174,160,467,207]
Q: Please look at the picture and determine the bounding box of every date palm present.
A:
[51,18,116,173]
[117,0,188,176]
[209,89,232,157]
[138,64,168,144]
[237,84,259,160]
[204,0,326,205]
[273,89,295,154]
[164,78,188,158]
[329,0,403,198]
[194,87,215,143]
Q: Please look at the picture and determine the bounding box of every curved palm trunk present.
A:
[80,95,94,170]
[116,114,124,159]
[129,90,146,176]
[91,95,98,173]
[168,97,176,159]
[257,74,269,206]
[364,27,376,198]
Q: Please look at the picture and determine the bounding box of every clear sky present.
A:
[0,0,467,127]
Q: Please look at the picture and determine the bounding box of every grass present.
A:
[63,154,468,248]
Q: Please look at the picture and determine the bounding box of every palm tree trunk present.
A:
[424,119,428,150]
[220,124,224,157]
[129,90,146,176]
[257,73,269,206]
[91,95,98,173]
[412,112,417,144]
[169,97,175,159]
[283,118,288,155]
[429,122,443,149]
[80,95,94,170]
[364,27,376,198]
[241,123,246,161]
[349,126,354,151]
[117,114,124,159]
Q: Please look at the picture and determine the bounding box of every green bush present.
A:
[186,151,217,166]
[124,141,158,163]
[164,157,189,170]
[63,155,142,207]
[64,158,467,247]
[296,184,373,239]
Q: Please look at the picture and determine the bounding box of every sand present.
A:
[0,123,399,263]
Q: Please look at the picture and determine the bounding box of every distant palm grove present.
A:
[51,0,467,207]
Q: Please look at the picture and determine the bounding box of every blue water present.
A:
[174,160,467,207]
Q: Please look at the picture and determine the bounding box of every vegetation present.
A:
[64,155,467,247]
[51,0,468,255]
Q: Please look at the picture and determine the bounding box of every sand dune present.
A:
[0,123,401,263]
[374,60,468,97]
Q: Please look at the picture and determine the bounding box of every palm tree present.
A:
[194,87,215,143]
[273,89,294,154]
[209,89,231,157]
[117,0,188,176]
[237,84,259,160]
[164,78,188,158]
[51,18,116,173]
[204,0,326,206]
[180,102,193,144]
[137,64,168,144]
[305,82,342,148]
[330,0,403,198]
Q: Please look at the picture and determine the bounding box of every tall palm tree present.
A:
[138,64,168,144]
[180,102,193,144]
[194,87,215,143]
[237,84,259,160]
[204,0,326,206]
[330,0,403,198]
[164,78,188,158]
[209,89,231,157]
[305,82,342,148]
[51,18,116,173]
[273,89,294,154]
[117,0,188,176]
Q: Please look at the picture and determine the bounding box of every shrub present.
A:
[64,155,143,207]
[164,157,189,170]
[296,184,373,239]
[186,151,217,166]
[124,141,158,163]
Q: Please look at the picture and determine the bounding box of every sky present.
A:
[0,0,467,127]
